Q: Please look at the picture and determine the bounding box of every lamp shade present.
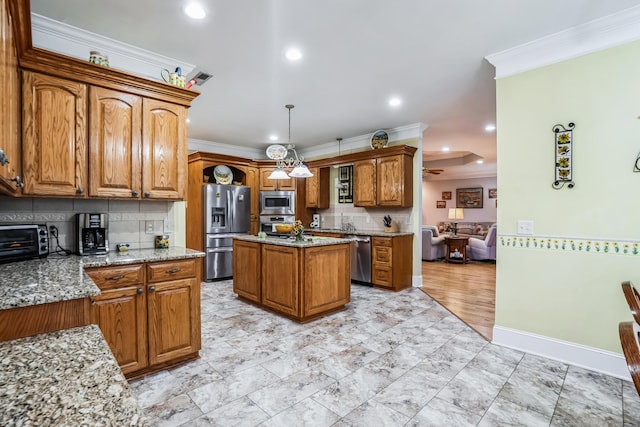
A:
[448,208,464,220]
[268,167,289,180]
[289,164,313,178]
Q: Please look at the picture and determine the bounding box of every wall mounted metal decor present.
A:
[634,151,640,172]
[552,122,575,189]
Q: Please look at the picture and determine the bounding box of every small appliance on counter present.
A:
[76,213,108,255]
[0,224,49,264]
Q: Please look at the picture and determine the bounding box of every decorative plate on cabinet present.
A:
[213,165,233,184]
[370,130,389,149]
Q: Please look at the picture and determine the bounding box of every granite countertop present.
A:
[309,228,414,237]
[80,247,205,268]
[234,234,354,248]
[0,247,205,310]
[0,325,147,426]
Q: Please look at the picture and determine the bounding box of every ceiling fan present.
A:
[422,167,444,177]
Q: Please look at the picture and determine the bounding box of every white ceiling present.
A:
[30,0,640,180]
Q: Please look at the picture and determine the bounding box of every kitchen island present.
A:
[232,235,352,322]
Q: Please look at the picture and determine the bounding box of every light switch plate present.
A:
[517,220,534,235]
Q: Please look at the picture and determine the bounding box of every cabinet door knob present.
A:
[137,288,143,295]
[76,188,84,194]
[10,176,23,188]
[149,286,156,292]
[91,300,96,305]
[144,192,151,198]
[132,190,139,197]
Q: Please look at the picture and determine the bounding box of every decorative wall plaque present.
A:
[552,122,575,189]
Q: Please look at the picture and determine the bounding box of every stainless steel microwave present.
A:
[259,191,296,215]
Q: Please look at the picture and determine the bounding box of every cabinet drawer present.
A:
[86,264,144,290]
[373,246,392,265]
[147,259,197,282]
[372,237,392,247]
[372,266,392,288]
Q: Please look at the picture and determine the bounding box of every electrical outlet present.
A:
[145,220,154,234]
[517,220,534,235]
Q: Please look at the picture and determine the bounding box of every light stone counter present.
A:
[0,325,147,426]
[309,228,413,237]
[233,234,353,248]
[0,248,205,310]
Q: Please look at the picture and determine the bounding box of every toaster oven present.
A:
[0,224,49,263]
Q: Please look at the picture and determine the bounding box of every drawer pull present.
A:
[166,268,181,274]
[105,275,125,281]
[149,286,156,292]
[137,288,143,295]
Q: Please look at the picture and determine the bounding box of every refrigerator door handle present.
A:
[228,189,234,228]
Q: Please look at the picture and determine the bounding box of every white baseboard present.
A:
[412,275,422,287]
[493,326,630,381]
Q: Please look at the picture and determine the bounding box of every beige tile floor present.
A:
[130,280,640,426]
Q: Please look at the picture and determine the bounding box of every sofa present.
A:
[467,224,497,261]
[421,225,446,261]
[437,221,494,238]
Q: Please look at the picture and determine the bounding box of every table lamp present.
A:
[448,208,464,235]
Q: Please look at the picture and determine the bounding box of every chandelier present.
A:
[266,105,313,179]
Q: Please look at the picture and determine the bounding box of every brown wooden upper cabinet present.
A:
[89,87,142,198]
[305,167,329,209]
[259,167,296,191]
[353,159,377,207]
[0,0,21,195]
[22,71,88,196]
[142,99,187,200]
[22,72,188,199]
[354,153,413,207]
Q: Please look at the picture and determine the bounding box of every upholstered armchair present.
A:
[467,224,497,261]
[421,226,446,261]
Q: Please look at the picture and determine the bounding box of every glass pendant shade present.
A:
[268,167,289,180]
[289,165,313,178]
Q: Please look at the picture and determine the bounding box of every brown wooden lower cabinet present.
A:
[0,298,91,342]
[372,235,413,291]
[232,239,351,322]
[86,257,201,378]
[233,239,262,303]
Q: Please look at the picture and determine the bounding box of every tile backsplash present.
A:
[317,205,412,232]
[0,197,174,253]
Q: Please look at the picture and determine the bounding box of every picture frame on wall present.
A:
[457,187,483,208]
[436,200,446,209]
[442,191,452,200]
[488,188,497,199]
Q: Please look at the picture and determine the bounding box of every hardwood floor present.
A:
[420,260,496,341]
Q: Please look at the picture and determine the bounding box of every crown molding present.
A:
[31,13,195,80]
[188,138,264,159]
[486,5,640,79]
[300,122,427,160]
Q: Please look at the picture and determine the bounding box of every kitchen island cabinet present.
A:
[232,235,352,322]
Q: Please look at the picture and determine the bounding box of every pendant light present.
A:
[266,105,313,179]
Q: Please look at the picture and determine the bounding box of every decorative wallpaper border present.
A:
[499,234,640,256]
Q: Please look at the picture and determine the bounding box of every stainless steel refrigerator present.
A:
[203,184,251,281]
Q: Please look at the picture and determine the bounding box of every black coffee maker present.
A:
[76,213,109,255]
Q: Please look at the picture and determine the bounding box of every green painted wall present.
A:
[495,40,640,352]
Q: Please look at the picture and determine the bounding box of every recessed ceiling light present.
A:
[285,48,302,61]
[388,97,402,107]
[184,2,206,19]
[476,159,484,164]
[442,147,450,152]
[485,124,496,132]
[269,135,278,141]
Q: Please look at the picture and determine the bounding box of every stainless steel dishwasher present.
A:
[344,235,371,284]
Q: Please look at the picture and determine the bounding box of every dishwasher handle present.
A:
[345,235,370,243]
